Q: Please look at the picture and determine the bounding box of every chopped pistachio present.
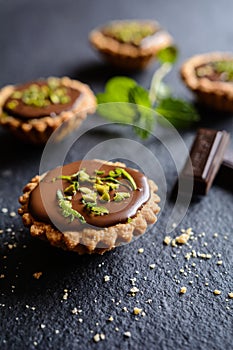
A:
[64,183,77,196]
[85,203,109,216]
[78,169,91,182]
[11,91,22,99]
[114,192,130,202]
[82,192,97,203]
[100,192,110,202]
[94,184,110,195]
[6,100,18,110]
[95,170,105,175]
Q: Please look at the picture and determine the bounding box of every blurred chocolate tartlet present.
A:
[89,20,173,70]
[0,77,96,144]
[18,159,160,255]
[181,52,233,112]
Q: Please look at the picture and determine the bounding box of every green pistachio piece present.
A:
[82,192,97,203]
[114,192,130,202]
[60,95,71,104]
[116,168,137,190]
[94,184,110,195]
[100,191,110,202]
[50,93,60,104]
[64,183,77,196]
[47,77,59,90]
[78,169,91,182]
[6,100,18,110]
[86,204,109,216]
[79,187,93,194]
[11,91,22,99]
[95,170,105,175]
[106,182,119,190]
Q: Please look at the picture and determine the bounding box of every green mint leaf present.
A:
[128,85,155,139]
[156,46,178,65]
[128,85,151,108]
[97,76,137,103]
[97,77,137,124]
[155,97,200,128]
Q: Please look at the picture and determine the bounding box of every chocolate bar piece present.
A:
[180,128,230,195]
[215,149,233,192]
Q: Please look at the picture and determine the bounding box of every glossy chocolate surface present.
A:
[29,160,150,230]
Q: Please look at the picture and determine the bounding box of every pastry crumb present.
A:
[108,316,114,322]
[33,272,43,280]
[124,331,131,338]
[149,264,155,269]
[93,334,100,343]
[103,275,110,282]
[228,292,233,299]
[180,286,187,294]
[213,289,221,295]
[130,287,139,294]
[133,307,142,315]
[217,260,223,265]
[138,248,144,254]
[163,236,171,245]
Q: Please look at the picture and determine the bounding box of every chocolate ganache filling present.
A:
[3,78,81,120]
[102,21,158,47]
[29,160,150,231]
[195,60,233,82]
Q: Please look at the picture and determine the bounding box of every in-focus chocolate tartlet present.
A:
[0,77,96,144]
[181,52,233,112]
[19,160,160,254]
[89,20,173,70]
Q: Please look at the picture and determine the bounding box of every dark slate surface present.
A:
[0,1,233,349]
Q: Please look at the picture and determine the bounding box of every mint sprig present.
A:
[96,46,200,138]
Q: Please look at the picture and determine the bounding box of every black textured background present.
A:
[0,1,233,349]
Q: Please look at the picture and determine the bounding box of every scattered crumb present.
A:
[133,307,142,315]
[108,316,114,322]
[228,292,233,299]
[213,233,218,238]
[100,334,105,340]
[40,324,46,329]
[217,261,223,265]
[93,334,100,343]
[10,212,16,217]
[124,331,131,338]
[164,236,171,245]
[213,290,221,295]
[78,318,83,323]
[176,233,190,245]
[130,287,139,294]
[149,264,155,269]
[180,286,187,294]
[55,330,60,334]
[1,208,8,214]
[33,272,43,280]
[122,307,128,312]
[138,248,144,254]
[103,275,110,282]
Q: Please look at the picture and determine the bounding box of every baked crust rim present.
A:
[89,20,173,69]
[180,52,233,111]
[18,160,161,255]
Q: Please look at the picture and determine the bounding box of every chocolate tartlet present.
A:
[0,77,96,144]
[181,52,233,112]
[18,160,160,254]
[89,20,173,70]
